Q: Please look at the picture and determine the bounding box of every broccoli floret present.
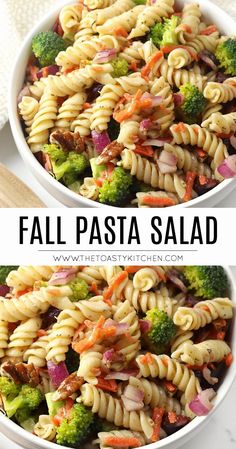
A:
[56,404,94,447]
[50,152,88,185]
[144,309,176,354]
[0,377,20,398]
[99,167,133,206]
[0,266,19,284]
[177,83,206,124]
[215,38,236,76]
[43,144,67,164]
[65,348,80,374]
[32,31,68,67]
[111,57,129,77]
[183,266,229,299]
[3,384,43,419]
[150,16,179,47]
[68,278,89,301]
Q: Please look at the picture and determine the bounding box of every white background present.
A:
[1,123,236,207]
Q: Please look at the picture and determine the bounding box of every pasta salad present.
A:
[17,0,236,207]
[0,265,234,448]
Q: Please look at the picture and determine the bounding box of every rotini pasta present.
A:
[18,96,39,134]
[172,339,231,365]
[0,321,9,359]
[203,79,236,104]
[59,4,83,39]
[202,112,236,134]
[34,415,57,441]
[5,317,42,361]
[6,266,57,291]
[54,92,87,130]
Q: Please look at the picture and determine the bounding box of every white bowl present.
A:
[0,266,235,449]
[8,0,236,207]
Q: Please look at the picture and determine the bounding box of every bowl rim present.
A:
[7,0,236,208]
[0,265,235,449]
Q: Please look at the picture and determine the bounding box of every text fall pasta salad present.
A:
[0,265,234,448]
[18,0,236,207]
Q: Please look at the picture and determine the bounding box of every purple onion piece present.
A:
[162,415,190,436]
[215,71,229,83]
[0,285,10,297]
[86,83,103,103]
[37,65,59,79]
[47,361,69,388]
[91,130,111,153]
[17,86,31,105]
[185,294,200,307]
[41,306,60,329]
[193,177,219,196]
[199,51,217,70]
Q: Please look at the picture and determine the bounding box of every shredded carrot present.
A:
[96,377,118,393]
[141,50,163,78]
[83,102,91,110]
[37,329,48,337]
[114,26,128,37]
[168,411,177,423]
[103,271,128,301]
[199,175,207,185]
[113,89,142,122]
[139,353,154,365]
[130,60,138,72]
[142,196,176,207]
[183,171,197,202]
[201,305,210,312]
[134,145,154,158]
[179,24,192,33]
[90,281,99,295]
[16,288,32,297]
[164,381,177,393]
[225,353,233,367]
[73,316,109,353]
[195,147,207,159]
[104,436,141,447]
[125,266,143,274]
[151,407,165,442]
[173,122,186,133]
[161,44,198,60]
[199,25,217,35]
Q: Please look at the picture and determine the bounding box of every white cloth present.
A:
[0,0,236,130]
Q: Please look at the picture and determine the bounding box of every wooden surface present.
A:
[0,163,45,207]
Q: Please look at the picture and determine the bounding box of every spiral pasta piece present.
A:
[172,340,231,365]
[132,268,159,292]
[71,106,93,135]
[117,114,141,149]
[76,296,112,321]
[176,3,201,43]
[0,286,73,322]
[203,79,236,104]
[99,266,123,284]
[170,123,228,171]
[202,103,223,121]
[171,329,194,354]
[77,344,104,383]
[136,354,201,405]
[59,4,83,38]
[80,177,100,200]
[201,112,236,134]
[0,321,9,359]
[47,64,114,97]
[91,83,126,132]
[54,92,87,130]
[6,317,42,361]
[27,90,58,152]
[28,78,48,100]
[123,280,179,317]
[80,384,154,438]
[120,149,186,197]
[112,300,141,363]
[167,48,193,69]
[128,377,182,414]
[149,76,174,132]
[120,41,143,64]
[164,143,212,177]
[84,0,116,9]
[6,266,57,291]
[129,0,174,39]
[173,297,234,331]
[98,430,146,449]
[97,5,145,35]
[34,415,57,442]
[24,332,50,367]
[18,96,39,134]
[77,266,104,284]
[185,35,219,54]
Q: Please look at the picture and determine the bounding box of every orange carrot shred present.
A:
[141,50,163,78]
[199,25,217,35]
[104,436,141,447]
[183,171,197,202]
[114,26,128,37]
[225,353,233,367]
[164,381,177,393]
[103,271,128,301]
[152,407,165,442]
[142,196,176,207]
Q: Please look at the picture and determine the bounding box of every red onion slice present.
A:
[217,155,236,178]
[158,161,177,174]
[139,319,151,333]
[141,92,162,107]
[159,149,177,166]
[47,361,69,388]
[91,130,111,154]
[121,395,144,411]
[189,388,216,416]
[37,65,59,79]
[140,119,153,132]
[167,271,187,293]
[105,369,139,381]
[199,51,217,70]
[0,285,10,297]
[104,319,129,336]
[123,384,144,402]
[142,137,172,147]
[93,49,117,63]
[173,93,184,107]
[48,267,79,285]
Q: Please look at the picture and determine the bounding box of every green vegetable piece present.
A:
[183,266,229,299]
[43,144,67,164]
[150,15,179,47]
[144,309,176,354]
[32,31,68,67]
[4,384,43,418]
[56,403,94,447]
[68,278,89,301]
[177,83,206,124]
[111,57,129,77]
[99,167,133,206]
[46,392,65,417]
[0,377,20,398]
[90,158,107,179]
[215,38,236,76]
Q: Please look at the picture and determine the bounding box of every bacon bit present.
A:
[164,380,177,393]
[90,282,99,295]
[151,407,165,442]
[216,331,226,340]
[213,319,227,331]
[103,271,128,301]
[195,147,207,159]
[130,60,138,72]
[199,175,207,185]
[8,322,19,332]
[134,144,154,158]
[142,196,176,207]
[173,122,186,133]
[168,411,177,423]
[83,102,91,110]
[141,50,163,78]
[114,26,128,37]
[104,436,141,448]
[183,171,197,202]
[96,376,118,392]
[216,132,233,139]
[161,44,198,60]
[139,353,154,365]
[37,329,48,337]
[199,25,217,35]
[225,353,233,367]
[55,373,84,400]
